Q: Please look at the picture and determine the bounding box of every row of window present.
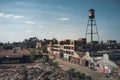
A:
[64,46,74,50]
[63,50,74,55]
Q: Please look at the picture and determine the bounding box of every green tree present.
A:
[42,55,49,62]
[81,73,86,79]
[75,71,81,79]
[29,53,34,62]
[87,76,92,80]
[39,46,48,53]
[67,68,75,78]
[0,46,3,50]
[29,50,36,62]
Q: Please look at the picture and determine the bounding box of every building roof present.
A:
[0,49,30,58]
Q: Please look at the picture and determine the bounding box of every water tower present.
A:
[85,9,99,43]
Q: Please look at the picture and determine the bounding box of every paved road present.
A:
[50,56,117,80]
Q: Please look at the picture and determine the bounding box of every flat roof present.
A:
[0,49,30,58]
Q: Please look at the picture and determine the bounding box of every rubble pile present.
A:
[0,58,92,80]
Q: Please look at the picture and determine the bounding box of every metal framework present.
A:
[85,17,99,42]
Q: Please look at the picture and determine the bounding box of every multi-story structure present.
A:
[107,40,117,45]
[107,40,117,49]
[47,41,53,55]
[47,38,86,63]
[24,37,39,48]
[36,39,56,53]
[52,41,64,59]
[62,38,86,63]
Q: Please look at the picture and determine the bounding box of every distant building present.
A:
[37,38,58,49]
[13,42,23,50]
[107,40,117,45]
[36,41,42,49]
[3,43,13,50]
[24,37,39,48]
[86,41,100,51]
[107,40,117,49]
[13,42,23,47]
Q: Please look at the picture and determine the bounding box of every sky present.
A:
[0,0,120,43]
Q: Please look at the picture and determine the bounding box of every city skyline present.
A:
[0,0,120,43]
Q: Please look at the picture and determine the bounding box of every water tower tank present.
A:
[88,9,95,19]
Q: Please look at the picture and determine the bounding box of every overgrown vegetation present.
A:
[0,46,3,50]
[29,50,36,62]
[38,46,48,53]
[67,68,92,80]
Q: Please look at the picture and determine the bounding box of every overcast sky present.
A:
[0,0,120,43]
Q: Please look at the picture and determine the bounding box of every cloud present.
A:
[0,13,5,17]
[38,25,45,29]
[4,14,14,18]
[25,21,35,24]
[13,15,23,19]
[60,17,69,21]
[0,13,23,19]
